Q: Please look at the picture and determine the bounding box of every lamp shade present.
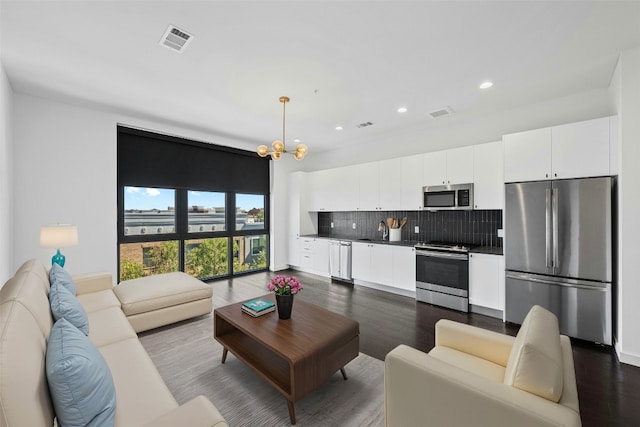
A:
[40,225,79,248]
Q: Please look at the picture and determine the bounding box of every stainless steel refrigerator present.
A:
[505,177,613,345]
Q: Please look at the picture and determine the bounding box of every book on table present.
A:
[242,298,276,317]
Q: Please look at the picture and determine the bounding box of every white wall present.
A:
[615,46,640,366]
[12,93,260,279]
[0,62,13,283]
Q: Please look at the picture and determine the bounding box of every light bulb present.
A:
[295,144,308,154]
[257,145,269,157]
[271,151,282,160]
[294,151,305,160]
[272,140,284,152]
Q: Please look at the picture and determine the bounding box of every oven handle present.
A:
[415,249,468,260]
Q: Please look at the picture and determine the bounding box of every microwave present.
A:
[423,183,474,210]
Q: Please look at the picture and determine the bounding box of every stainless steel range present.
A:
[415,242,471,312]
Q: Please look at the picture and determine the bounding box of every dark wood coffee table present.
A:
[213,294,359,425]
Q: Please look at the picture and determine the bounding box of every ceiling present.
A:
[2,1,640,155]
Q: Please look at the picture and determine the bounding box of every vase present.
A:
[275,294,294,319]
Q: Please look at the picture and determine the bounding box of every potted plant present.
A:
[267,275,303,319]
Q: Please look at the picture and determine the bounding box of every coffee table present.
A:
[214,294,359,425]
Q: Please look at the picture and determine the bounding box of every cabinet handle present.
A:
[545,173,548,178]
[554,173,558,177]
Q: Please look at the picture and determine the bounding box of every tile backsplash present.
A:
[317,209,502,247]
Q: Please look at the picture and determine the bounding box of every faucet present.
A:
[378,221,388,240]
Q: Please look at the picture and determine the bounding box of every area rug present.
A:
[139,315,385,426]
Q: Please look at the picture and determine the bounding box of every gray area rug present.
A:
[139,314,384,426]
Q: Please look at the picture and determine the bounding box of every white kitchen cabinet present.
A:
[446,146,474,184]
[423,147,474,186]
[288,171,317,267]
[379,158,402,210]
[313,238,330,274]
[358,162,379,210]
[469,253,504,312]
[503,116,613,183]
[370,244,394,286]
[391,246,416,291]
[352,242,393,286]
[307,169,329,211]
[351,242,370,281]
[551,116,610,180]
[422,150,447,186]
[308,167,357,211]
[400,154,424,210]
[298,237,329,275]
[503,127,552,183]
[473,141,504,210]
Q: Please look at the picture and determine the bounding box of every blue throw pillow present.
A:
[50,263,77,295]
[49,282,90,335]
[46,318,116,427]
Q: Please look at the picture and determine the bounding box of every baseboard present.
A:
[470,304,503,319]
[614,340,640,367]
[271,264,290,272]
[354,279,416,299]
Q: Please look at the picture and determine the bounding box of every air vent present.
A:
[428,107,453,119]
[159,25,193,53]
[357,121,374,128]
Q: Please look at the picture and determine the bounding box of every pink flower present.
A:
[267,275,303,295]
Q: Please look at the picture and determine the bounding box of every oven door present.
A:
[415,249,469,297]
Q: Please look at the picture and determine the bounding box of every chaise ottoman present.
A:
[114,272,213,333]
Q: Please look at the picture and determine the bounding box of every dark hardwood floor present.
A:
[208,269,640,427]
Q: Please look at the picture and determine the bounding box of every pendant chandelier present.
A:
[257,96,308,160]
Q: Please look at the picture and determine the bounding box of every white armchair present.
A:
[384,305,581,427]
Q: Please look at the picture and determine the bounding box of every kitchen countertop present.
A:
[301,234,504,255]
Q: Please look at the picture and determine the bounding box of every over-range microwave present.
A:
[423,183,474,210]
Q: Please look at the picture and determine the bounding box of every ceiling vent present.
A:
[159,25,193,53]
[428,107,453,119]
[357,121,374,128]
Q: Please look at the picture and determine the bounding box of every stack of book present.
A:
[241,298,276,317]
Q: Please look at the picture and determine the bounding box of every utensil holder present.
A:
[389,228,401,242]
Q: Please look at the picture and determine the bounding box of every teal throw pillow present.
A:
[49,263,77,295]
[49,282,89,335]
[46,318,116,427]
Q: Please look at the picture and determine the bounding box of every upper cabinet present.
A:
[308,166,357,211]
[473,141,504,210]
[551,117,610,180]
[423,146,474,186]
[503,127,552,182]
[400,154,424,210]
[504,116,613,183]
[358,159,402,211]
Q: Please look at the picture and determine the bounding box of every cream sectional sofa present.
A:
[0,259,228,427]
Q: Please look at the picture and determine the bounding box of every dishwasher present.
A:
[328,240,353,283]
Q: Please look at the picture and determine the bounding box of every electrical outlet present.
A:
[497,228,504,238]
[352,222,357,229]
[330,222,334,228]
[414,226,419,234]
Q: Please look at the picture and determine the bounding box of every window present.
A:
[233,235,267,273]
[124,187,175,236]
[235,193,265,231]
[188,191,225,233]
[117,126,270,282]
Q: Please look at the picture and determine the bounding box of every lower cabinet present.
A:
[297,238,329,275]
[469,253,504,313]
[353,242,415,292]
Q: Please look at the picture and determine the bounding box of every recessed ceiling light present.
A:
[397,107,408,113]
[335,126,343,131]
[294,139,301,143]
[479,81,494,90]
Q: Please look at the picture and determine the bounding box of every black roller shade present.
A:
[117,126,269,193]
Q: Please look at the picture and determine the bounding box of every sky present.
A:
[124,186,264,211]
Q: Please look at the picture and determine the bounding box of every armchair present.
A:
[384,305,581,427]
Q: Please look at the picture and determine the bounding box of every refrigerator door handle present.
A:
[545,188,552,268]
[552,187,559,268]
